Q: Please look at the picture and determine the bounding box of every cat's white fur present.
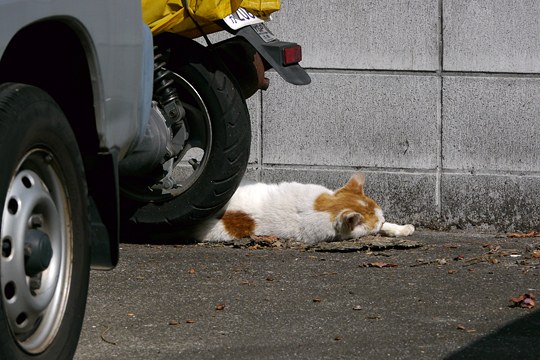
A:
[194,173,414,245]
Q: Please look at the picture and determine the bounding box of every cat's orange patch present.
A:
[221,210,256,238]
[314,177,381,230]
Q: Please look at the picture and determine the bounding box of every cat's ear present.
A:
[342,172,365,195]
[339,212,363,232]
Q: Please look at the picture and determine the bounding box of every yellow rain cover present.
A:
[142,0,280,37]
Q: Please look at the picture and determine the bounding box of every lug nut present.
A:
[29,214,44,228]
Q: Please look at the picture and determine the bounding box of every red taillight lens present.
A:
[282,45,302,65]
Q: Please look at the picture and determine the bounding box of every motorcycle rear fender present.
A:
[234,25,311,86]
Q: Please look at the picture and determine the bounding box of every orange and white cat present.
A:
[194,172,414,245]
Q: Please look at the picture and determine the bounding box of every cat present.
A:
[193,172,415,245]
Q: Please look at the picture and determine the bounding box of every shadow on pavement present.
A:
[445,309,540,359]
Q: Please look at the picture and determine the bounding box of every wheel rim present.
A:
[166,72,213,196]
[1,149,72,354]
[121,71,213,202]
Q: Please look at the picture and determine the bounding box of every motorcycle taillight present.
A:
[283,44,302,66]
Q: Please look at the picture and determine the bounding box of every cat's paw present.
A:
[399,224,415,237]
[380,222,415,237]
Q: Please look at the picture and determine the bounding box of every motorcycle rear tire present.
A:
[123,57,251,233]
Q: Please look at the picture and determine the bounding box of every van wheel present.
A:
[0,83,90,359]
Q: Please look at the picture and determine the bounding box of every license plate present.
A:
[251,23,277,43]
[224,7,265,30]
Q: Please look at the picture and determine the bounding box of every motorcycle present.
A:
[119,4,310,237]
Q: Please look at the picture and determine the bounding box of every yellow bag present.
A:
[240,0,280,19]
[142,0,280,37]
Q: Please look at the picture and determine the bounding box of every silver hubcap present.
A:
[1,149,72,354]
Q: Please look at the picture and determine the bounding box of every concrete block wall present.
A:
[245,0,540,232]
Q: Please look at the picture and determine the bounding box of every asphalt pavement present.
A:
[75,230,540,360]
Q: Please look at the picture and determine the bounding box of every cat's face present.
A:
[314,173,385,240]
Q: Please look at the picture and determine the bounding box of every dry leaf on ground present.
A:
[319,271,338,276]
[508,232,540,238]
[250,235,280,244]
[100,326,117,345]
[365,261,398,268]
[456,324,476,333]
[510,292,535,309]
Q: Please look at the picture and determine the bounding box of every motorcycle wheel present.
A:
[0,83,90,359]
[122,49,251,231]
